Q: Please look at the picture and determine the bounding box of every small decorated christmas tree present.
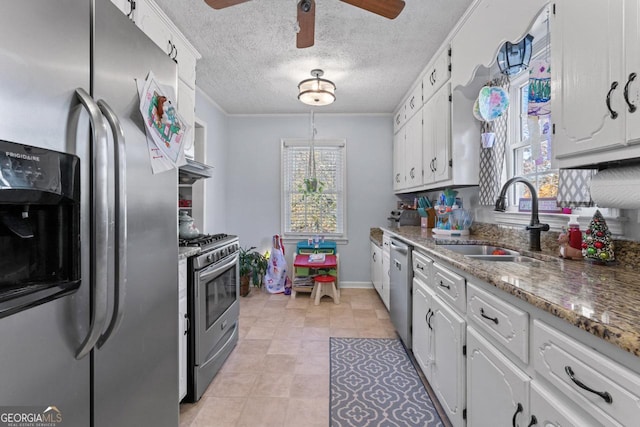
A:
[582,210,615,263]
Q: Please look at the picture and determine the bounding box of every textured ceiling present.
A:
[153,0,473,114]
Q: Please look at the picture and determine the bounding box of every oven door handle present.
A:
[96,99,127,350]
[198,253,239,283]
[75,88,110,360]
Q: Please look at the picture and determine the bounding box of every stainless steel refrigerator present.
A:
[0,1,179,426]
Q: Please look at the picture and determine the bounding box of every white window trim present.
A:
[494,208,626,236]
[280,138,348,241]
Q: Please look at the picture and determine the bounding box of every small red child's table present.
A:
[292,254,338,298]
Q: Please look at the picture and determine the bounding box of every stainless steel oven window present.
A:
[198,254,238,329]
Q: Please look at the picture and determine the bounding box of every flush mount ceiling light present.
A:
[298,69,336,106]
[497,34,534,76]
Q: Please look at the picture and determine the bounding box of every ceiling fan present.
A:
[203,0,406,48]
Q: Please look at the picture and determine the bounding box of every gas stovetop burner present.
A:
[179,233,229,247]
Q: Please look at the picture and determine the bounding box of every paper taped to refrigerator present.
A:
[138,71,190,166]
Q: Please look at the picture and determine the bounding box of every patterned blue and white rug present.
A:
[330,337,444,427]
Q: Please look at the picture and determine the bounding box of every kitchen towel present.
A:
[590,166,640,209]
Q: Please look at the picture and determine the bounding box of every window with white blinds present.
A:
[281,139,346,239]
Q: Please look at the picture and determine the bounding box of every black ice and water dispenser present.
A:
[0,139,81,318]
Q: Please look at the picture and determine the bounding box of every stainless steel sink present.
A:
[465,255,537,262]
[437,244,540,263]
[438,245,519,256]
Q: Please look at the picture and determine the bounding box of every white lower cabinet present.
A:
[432,295,466,427]
[412,277,436,383]
[370,242,384,304]
[533,320,640,427]
[404,251,640,426]
[467,327,531,427]
[381,235,391,310]
[529,382,600,427]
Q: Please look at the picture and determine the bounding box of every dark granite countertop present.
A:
[377,226,640,358]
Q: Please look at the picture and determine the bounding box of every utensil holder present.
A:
[421,208,435,228]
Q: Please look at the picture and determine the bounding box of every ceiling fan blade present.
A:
[296,0,315,48]
[204,0,251,10]
[339,0,405,19]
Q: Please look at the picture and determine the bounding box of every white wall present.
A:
[225,114,396,284]
[195,87,228,234]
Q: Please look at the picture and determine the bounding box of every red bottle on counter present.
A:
[568,215,582,250]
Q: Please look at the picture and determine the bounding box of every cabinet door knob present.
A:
[624,72,637,113]
[606,81,619,119]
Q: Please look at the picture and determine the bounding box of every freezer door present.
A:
[91,2,179,427]
[0,1,91,426]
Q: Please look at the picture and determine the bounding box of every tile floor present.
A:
[178,288,398,427]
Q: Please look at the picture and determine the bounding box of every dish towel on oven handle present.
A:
[264,234,288,294]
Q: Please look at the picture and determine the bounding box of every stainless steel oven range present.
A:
[181,233,239,402]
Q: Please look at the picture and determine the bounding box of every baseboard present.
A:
[339,281,374,289]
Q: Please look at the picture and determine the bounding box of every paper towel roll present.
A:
[590,166,640,209]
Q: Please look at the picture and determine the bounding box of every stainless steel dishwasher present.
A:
[389,238,413,348]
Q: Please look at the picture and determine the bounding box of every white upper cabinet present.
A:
[392,130,405,191]
[393,104,405,134]
[450,0,548,89]
[625,0,640,143]
[423,47,451,104]
[131,0,201,158]
[552,0,640,168]
[134,0,175,59]
[405,84,423,122]
[551,0,625,165]
[133,0,200,88]
[404,107,424,189]
[423,84,452,186]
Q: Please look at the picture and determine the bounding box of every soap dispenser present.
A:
[568,215,582,250]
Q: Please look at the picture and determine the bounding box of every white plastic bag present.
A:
[264,235,287,294]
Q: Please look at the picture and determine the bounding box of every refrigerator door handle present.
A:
[75,88,111,360]
[96,99,127,349]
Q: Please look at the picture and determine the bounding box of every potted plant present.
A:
[239,246,268,296]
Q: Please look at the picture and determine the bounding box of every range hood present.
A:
[179,159,214,184]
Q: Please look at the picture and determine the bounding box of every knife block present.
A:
[421,208,436,228]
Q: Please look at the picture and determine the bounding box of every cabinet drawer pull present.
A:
[564,366,613,403]
[438,280,450,290]
[527,415,537,427]
[417,264,424,271]
[512,403,523,427]
[606,81,619,119]
[427,310,434,329]
[426,308,432,330]
[480,308,499,324]
[624,72,637,113]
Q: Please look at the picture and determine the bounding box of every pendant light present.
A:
[298,69,336,106]
[497,34,534,76]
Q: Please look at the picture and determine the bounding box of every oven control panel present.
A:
[193,239,239,270]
